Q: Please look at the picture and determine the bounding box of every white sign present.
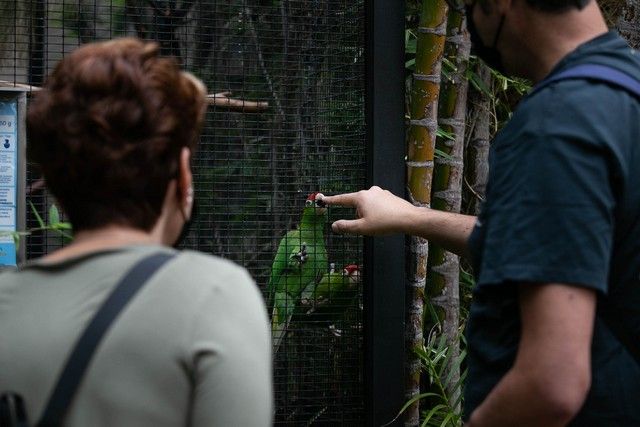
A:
[0,115,14,133]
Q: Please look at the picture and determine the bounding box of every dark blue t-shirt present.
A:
[465,31,640,425]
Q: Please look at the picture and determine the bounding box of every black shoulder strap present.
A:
[532,63,640,365]
[530,63,640,99]
[37,252,174,427]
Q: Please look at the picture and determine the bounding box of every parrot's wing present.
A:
[299,279,318,306]
[272,290,297,353]
[267,229,301,307]
[299,270,334,305]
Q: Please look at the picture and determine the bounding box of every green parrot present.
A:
[268,192,328,352]
[299,264,361,319]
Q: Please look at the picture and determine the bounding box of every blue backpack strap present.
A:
[531,63,640,98]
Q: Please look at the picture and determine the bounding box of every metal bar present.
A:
[364,0,406,425]
[16,92,26,264]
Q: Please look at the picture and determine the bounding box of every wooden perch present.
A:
[0,81,41,91]
[207,91,269,112]
[0,83,268,113]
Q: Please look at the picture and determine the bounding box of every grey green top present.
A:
[0,245,273,426]
[465,31,640,424]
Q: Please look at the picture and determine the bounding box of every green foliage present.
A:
[5,202,73,250]
[389,325,467,427]
[466,56,532,131]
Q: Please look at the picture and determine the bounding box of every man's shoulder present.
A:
[510,66,639,149]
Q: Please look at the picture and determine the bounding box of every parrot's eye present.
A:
[305,200,313,207]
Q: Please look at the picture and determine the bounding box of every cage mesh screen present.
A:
[2,0,366,424]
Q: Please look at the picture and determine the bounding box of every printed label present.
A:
[0,101,19,265]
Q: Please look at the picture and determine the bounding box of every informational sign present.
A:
[0,100,18,265]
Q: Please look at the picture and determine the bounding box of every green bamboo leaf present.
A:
[29,201,45,229]
[435,149,454,161]
[441,57,458,73]
[399,392,441,414]
[49,204,60,226]
[421,404,449,426]
[439,412,457,427]
[468,70,493,98]
[52,222,72,230]
[436,128,456,141]
[11,231,19,250]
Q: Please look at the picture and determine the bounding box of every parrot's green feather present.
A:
[267,199,328,352]
[299,267,360,321]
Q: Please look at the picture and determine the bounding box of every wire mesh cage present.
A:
[1,0,366,424]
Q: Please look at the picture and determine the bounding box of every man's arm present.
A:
[467,283,596,427]
[319,186,476,257]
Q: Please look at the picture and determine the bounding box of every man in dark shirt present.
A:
[321,0,640,425]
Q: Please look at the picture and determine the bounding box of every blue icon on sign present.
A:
[3,139,8,149]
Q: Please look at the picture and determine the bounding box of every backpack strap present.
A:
[37,252,175,427]
[531,62,640,366]
[0,393,29,427]
[531,63,640,98]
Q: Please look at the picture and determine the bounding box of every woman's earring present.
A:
[186,187,194,205]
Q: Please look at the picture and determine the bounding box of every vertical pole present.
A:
[364,0,406,425]
[16,92,26,264]
[29,0,46,86]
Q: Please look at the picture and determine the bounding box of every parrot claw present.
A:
[328,324,342,337]
[292,244,308,264]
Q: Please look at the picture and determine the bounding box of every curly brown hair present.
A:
[27,38,207,232]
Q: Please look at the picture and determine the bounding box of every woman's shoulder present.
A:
[172,250,253,281]
[163,250,260,300]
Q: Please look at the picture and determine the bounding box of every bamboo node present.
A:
[413,73,441,84]
[406,160,434,168]
[417,26,447,36]
[409,118,438,128]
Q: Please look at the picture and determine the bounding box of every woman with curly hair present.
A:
[0,38,273,426]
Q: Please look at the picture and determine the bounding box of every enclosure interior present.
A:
[1,0,366,424]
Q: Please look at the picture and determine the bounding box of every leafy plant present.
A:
[386,324,467,427]
[0,203,73,251]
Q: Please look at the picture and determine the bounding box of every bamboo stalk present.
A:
[464,63,491,215]
[405,1,448,425]
[427,5,470,410]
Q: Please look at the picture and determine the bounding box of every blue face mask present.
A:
[466,3,506,73]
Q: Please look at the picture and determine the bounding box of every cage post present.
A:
[0,89,27,267]
[364,0,406,426]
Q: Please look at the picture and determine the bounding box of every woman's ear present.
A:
[178,147,194,220]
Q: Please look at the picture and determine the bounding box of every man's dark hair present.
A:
[525,0,591,12]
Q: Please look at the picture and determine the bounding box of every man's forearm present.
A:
[406,207,476,258]
[467,368,579,427]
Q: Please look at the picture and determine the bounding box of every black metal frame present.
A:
[364,0,406,425]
